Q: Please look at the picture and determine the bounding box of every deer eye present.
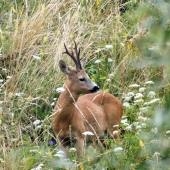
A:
[79,78,85,82]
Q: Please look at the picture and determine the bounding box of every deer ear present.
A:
[81,58,87,68]
[59,60,70,75]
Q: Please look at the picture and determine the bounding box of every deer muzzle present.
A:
[90,86,100,93]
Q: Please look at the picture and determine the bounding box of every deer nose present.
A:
[90,86,100,93]
[95,86,100,91]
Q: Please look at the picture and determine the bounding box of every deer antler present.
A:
[63,42,82,70]
[73,41,82,69]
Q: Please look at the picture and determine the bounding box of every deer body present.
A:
[51,42,124,158]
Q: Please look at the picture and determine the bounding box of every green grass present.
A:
[0,0,170,169]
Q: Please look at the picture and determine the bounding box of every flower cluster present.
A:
[56,87,65,93]
[82,131,94,136]
[123,80,160,108]
[31,163,44,170]
[119,79,170,165]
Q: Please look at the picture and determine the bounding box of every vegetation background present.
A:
[0,0,170,169]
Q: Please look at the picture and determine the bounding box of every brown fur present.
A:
[51,78,124,158]
[51,43,123,158]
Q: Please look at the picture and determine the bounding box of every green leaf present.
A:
[85,63,92,68]
[86,18,90,22]
[84,33,90,39]
[99,76,106,80]
[105,89,110,93]
[88,68,98,73]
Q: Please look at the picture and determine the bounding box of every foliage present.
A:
[0,0,170,169]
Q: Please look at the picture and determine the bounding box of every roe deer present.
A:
[51,41,124,158]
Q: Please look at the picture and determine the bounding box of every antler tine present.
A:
[73,41,82,69]
[63,43,78,68]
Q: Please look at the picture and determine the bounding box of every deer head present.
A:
[59,41,99,94]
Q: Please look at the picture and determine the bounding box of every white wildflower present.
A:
[0,101,3,104]
[109,74,114,77]
[108,58,113,62]
[129,84,140,88]
[7,76,12,79]
[144,99,160,105]
[113,125,119,127]
[126,125,132,131]
[120,43,125,46]
[134,93,143,99]
[139,87,146,92]
[148,98,160,104]
[0,54,2,56]
[123,123,129,126]
[94,60,101,64]
[113,130,119,135]
[11,113,14,118]
[148,46,158,51]
[153,152,160,157]
[70,148,76,151]
[33,56,41,60]
[140,107,148,111]
[82,131,94,135]
[133,122,138,126]
[123,102,130,108]
[136,112,141,115]
[114,147,123,152]
[0,79,4,83]
[2,68,6,71]
[106,79,111,82]
[15,93,21,97]
[143,102,149,106]
[134,99,144,103]
[166,130,170,134]
[141,123,147,127]
[31,163,44,170]
[57,150,64,154]
[148,47,154,50]
[151,127,158,134]
[136,125,142,129]
[0,89,2,92]
[121,119,127,124]
[29,150,39,153]
[54,153,64,157]
[56,87,65,93]
[127,92,135,97]
[53,98,57,100]
[138,116,148,121]
[123,96,132,101]
[105,45,113,49]
[0,158,4,163]
[33,120,41,125]
[148,91,155,97]
[36,125,42,129]
[150,140,159,143]
[145,81,154,85]
[51,102,55,106]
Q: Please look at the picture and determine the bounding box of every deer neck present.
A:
[54,78,79,123]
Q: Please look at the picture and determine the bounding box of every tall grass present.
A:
[0,0,170,169]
